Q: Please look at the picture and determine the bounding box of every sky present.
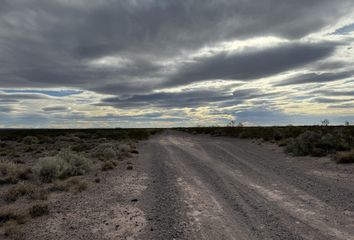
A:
[0,0,354,128]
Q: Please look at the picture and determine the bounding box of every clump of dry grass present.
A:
[66,177,88,193]
[333,150,354,164]
[0,205,27,226]
[93,142,133,162]
[29,202,49,218]
[101,160,117,171]
[4,182,47,202]
[0,161,32,184]
[49,177,88,193]
[3,220,24,240]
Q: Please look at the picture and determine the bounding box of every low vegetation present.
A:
[178,125,354,163]
[28,202,49,218]
[0,128,158,239]
[0,161,31,184]
[34,149,92,183]
[333,150,354,164]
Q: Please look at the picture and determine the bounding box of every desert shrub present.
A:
[4,182,48,202]
[22,136,39,145]
[49,177,88,193]
[56,135,80,142]
[3,221,24,240]
[93,143,132,161]
[333,150,354,164]
[29,202,49,218]
[34,157,66,183]
[318,133,350,152]
[285,131,322,156]
[127,165,133,170]
[0,206,26,226]
[4,182,30,202]
[34,149,91,183]
[71,143,91,152]
[285,130,352,157]
[66,177,88,193]
[49,180,70,192]
[93,143,118,160]
[0,161,31,184]
[119,143,131,153]
[101,161,116,171]
[102,148,117,160]
[57,149,91,176]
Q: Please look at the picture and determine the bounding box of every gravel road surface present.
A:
[138,131,354,240]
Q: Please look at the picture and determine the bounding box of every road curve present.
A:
[138,131,354,240]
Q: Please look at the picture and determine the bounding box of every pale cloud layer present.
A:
[0,0,354,127]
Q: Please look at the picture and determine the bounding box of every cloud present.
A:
[0,0,352,93]
[275,71,354,86]
[311,97,354,103]
[0,106,13,113]
[0,0,354,127]
[167,42,335,86]
[312,89,354,96]
[100,89,235,109]
[0,93,49,100]
[2,89,83,97]
[328,103,354,109]
[42,106,69,112]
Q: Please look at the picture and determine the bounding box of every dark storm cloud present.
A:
[314,61,348,71]
[100,87,279,109]
[0,0,353,95]
[311,97,354,103]
[0,106,13,113]
[167,43,335,86]
[275,70,354,86]
[1,0,354,127]
[0,93,49,100]
[312,89,354,97]
[327,103,354,109]
[42,106,69,112]
[100,90,234,109]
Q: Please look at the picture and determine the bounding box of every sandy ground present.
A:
[22,131,354,240]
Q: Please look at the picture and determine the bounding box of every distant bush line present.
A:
[0,128,160,142]
[177,126,354,163]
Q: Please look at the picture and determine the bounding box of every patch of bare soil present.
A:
[22,163,148,240]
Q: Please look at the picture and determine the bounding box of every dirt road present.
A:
[24,131,354,240]
[137,131,354,240]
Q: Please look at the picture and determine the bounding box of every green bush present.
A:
[286,131,321,156]
[34,149,91,183]
[102,148,117,160]
[94,142,133,161]
[93,143,118,160]
[22,136,39,145]
[57,149,92,176]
